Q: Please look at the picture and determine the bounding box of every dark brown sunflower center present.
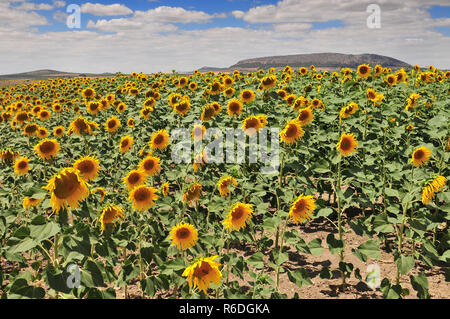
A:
[128,172,141,184]
[134,188,150,202]
[242,91,252,99]
[194,262,212,278]
[78,160,94,173]
[231,207,245,221]
[18,161,27,169]
[359,66,368,74]
[176,227,191,239]
[108,120,117,129]
[154,134,164,145]
[54,172,79,199]
[121,139,129,148]
[144,159,155,170]
[414,150,424,160]
[340,137,352,151]
[298,110,310,121]
[286,124,298,137]
[40,141,55,154]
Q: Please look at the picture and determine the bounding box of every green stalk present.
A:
[275,218,287,291]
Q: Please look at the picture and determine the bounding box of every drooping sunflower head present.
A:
[257,114,267,128]
[128,185,158,211]
[223,202,254,231]
[34,138,60,160]
[182,183,202,204]
[14,156,30,175]
[92,187,106,202]
[99,205,124,231]
[43,167,90,213]
[411,146,431,167]
[150,129,170,150]
[169,222,199,251]
[337,133,358,157]
[217,176,237,197]
[23,123,38,137]
[296,108,314,126]
[173,98,191,116]
[23,196,42,210]
[289,194,316,224]
[367,88,377,101]
[68,116,92,136]
[73,155,100,182]
[161,182,170,197]
[201,104,216,121]
[421,176,446,205]
[0,149,20,163]
[139,155,161,176]
[182,256,222,294]
[123,169,147,190]
[280,120,304,144]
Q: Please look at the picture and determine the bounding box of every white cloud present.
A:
[133,6,224,24]
[53,10,68,23]
[81,2,133,16]
[53,1,66,8]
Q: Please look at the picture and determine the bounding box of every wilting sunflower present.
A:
[169,222,199,251]
[296,108,314,126]
[192,124,206,140]
[182,256,222,294]
[43,167,90,213]
[260,75,277,90]
[123,169,147,190]
[280,120,304,144]
[99,205,124,231]
[92,187,106,202]
[128,185,158,211]
[289,194,316,224]
[217,176,237,197]
[223,203,254,231]
[120,135,134,154]
[161,182,170,197]
[53,126,65,137]
[73,155,100,182]
[105,116,121,134]
[34,138,60,160]
[422,176,447,205]
[139,155,161,176]
[173,98,191,116]
[23,123,38,137]
[150,129,170,150]
[337,133,358,157]
[239,90,256,104]
[357,64,371,78]
[182,183,202,204]
[14,156,30,175]
[0,149,19,163]
[200,104,216,121]
[411,146,431,167]
[339,102,358,121]
[23,196,42,210]
[68,116,93,136]
[227,99,243,116]
[242,116,262,136]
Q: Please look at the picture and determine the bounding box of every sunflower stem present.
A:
[337,154,345,292]
[275,218,287,291]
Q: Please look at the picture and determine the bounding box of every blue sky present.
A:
[1,0,449,73]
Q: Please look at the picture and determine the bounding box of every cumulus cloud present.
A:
[81,2,133,16]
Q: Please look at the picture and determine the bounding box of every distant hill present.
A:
[0,69,114,81]
[198,53,411,73]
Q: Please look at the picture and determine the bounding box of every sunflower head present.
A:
[217,176,237,197]
[227,99,243,116]
[150,129,170,150]
[280,120,304,144]
[73,156,100,182]
[296,108,314,126]
[99,205,124,231]
[14,156,30,175]
[34,138,60,160]
[242,116,261,136]
[337,133,358,157]
[123,169,147,190]
[120,135,134,154]
[357,64,371,78]
[182,183,202,204]
[128,185,158,211]
[105,116,121,134]
[411,146,431,167]
[140,155,161,176]
[289,194,316,224]
[240,90,256,104]
[223,202,254,231]
[182,256,222,294]
[169,223,199,251]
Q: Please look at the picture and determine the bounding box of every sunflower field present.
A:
[0,64,449,299]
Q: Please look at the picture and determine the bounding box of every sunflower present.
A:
[367,88,378,102]
[23,123,38,137]
[182,183,202,204]
[280,120,304,144]
[405,124,414,131]
[68,116,93,136]
[242,116,261,136]
[0,149,19,163]
[14,156,30,175]
[120,135,134,154]
[116,102,127,114]
[82,88,95,99]
[296,108,314,126]
[386,74,397,86]
[173,98,191,116]
[223,87,235,98]
[150,129,170,150]
[422,176,447,205]
[161,182,170,197]
[38,109,51,121]
[257,114,267,128]
[189,82,198,91]
[260,75,277,90]
[239,90,256,104]
[217,176,237,197]
[337,133,358,157]
[357,64,371,78]
[339,102,358,121]
[53,126,65,137]
[143,97,156,109]
[139,155,161,176]
[92,187,106,202]
[73,156,100,182]
[127,118,135,127]
[169,223,199,251]
[23,196,42,210]
[34,138,60,160]
[411,146,431,167]
[140,107,153,120]
[87,101,100,115]
[200,104,216,121]
[123,169,147,190]
[36,126,49,139]
[289,194,316,224]
[105,116,121,134]
[99,205,124,231]
[210,102,222,116]
[227,99,243,116]
[223,202,254,231]
[192,124,206,140]
[43,167,90,213]
[15,111,30,124]
[182,256,222,294]
[128,185,158,211]
[193,151,208,172]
